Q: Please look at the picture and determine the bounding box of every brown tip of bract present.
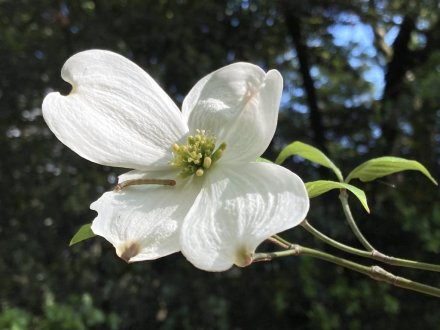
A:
[117,241,140,263]
[113,184,123,192]
[234,246,253,268]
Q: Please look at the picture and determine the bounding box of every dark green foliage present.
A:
[1,0,439,329]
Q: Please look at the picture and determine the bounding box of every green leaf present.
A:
[305,180,370,213]
[346,156,438,185]
[275,141,343,182]
[69,223,95,246]
[256,157,273,163]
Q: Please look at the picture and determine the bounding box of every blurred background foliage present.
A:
[0,0,439,329]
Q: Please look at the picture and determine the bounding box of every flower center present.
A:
[171,129,226,178]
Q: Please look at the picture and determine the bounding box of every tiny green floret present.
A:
[171,129,226,178]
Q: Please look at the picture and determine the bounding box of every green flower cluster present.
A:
[171,129,226,178]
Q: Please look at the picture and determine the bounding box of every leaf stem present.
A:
[301,219,440,272]
[301,219,372,257]
[253,244,440,298]
[339,189,375,251]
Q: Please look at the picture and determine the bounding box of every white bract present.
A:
[42,50,309,271]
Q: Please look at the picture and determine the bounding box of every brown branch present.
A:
[366,0,392,60]
[380,15,416,154]
[253,244,440,298]
[372,24,393,60]
[282,1,328,154]
[382,15,415,101]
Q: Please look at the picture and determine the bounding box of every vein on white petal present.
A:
[43,49,188,170]
[180,162,309,272]
[182,63,283,162]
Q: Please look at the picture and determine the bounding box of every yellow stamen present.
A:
[171,129,226,178]
[203,157,212,169]
[172,143,180,152]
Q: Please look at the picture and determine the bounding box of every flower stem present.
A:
[301,219,440,272]
[269,235,294,249]
[339,189,374,251]
[253,245,440,298]
[114,178,176,192]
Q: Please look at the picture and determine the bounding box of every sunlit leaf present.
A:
[276,141,343,182]
[305,180,370,213]
[346,157,438,185]
[69,223,95,246]
[256,157,273,163]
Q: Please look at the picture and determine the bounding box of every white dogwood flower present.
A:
[42,50,309,271]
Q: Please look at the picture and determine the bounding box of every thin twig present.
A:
[253,244,440,298]
[301,219,440,272]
